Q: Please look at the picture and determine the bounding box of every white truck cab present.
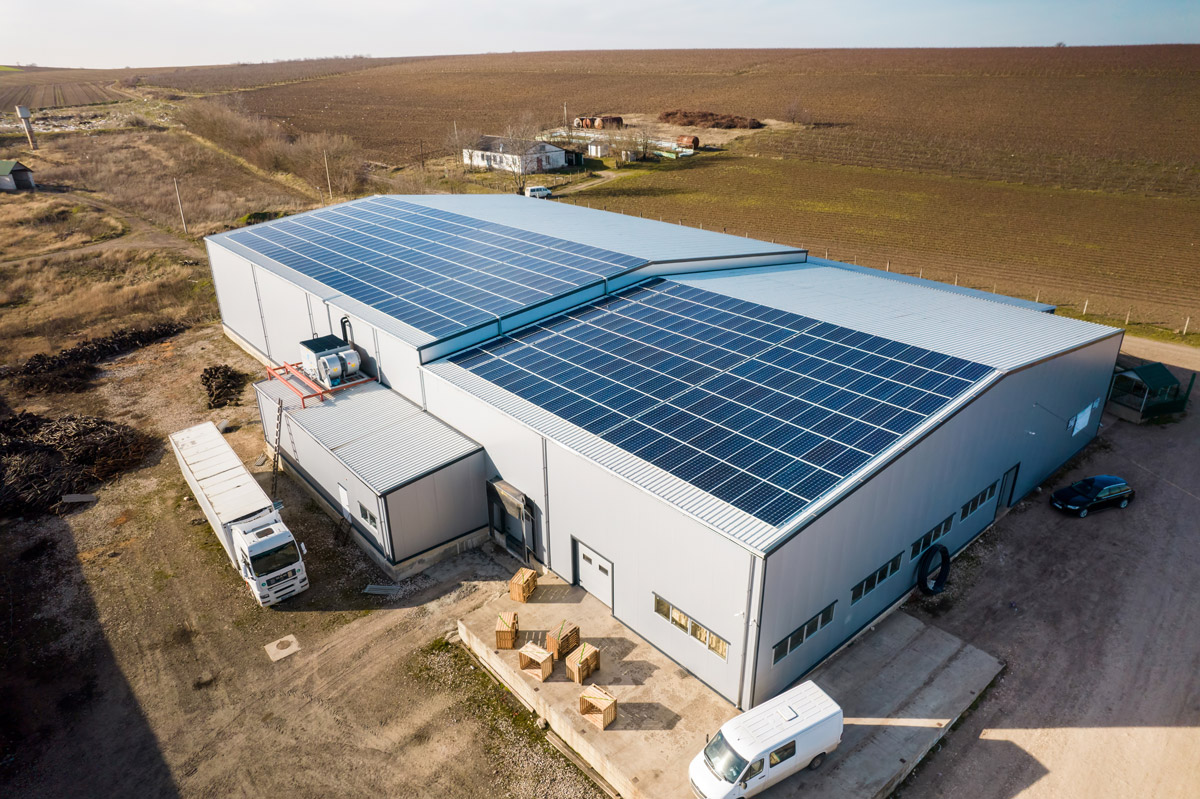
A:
[689,681,842,799]
[170,422,310,607]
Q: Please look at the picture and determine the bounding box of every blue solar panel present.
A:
[225,197,647,341]
[451,278,994,528]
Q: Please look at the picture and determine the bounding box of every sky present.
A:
[7,0,1199,69]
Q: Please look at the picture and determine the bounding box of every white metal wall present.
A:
[753,334,1122,704]
[385,451,488,562]
[207,242,268,357]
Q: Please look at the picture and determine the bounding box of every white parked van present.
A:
[689,681,842,799]
[524,185,552,199]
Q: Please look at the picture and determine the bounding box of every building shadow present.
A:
[607,701,681,732]
[0,516,179,799]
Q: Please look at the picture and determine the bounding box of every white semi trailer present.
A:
[170,422,309,607]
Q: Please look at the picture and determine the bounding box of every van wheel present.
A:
[808,752,826,771]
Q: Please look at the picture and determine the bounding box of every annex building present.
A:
[205,195,1121,708]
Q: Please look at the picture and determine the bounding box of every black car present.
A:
[1050,475,1135,517]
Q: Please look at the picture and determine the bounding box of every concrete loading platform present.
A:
[458,572,1002,799]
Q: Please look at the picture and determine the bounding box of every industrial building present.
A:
[205,195,1121,708]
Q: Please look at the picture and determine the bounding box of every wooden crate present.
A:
[495,611,519,649]
[546,620,580,661]
[565,641,600,684]
[579,686,617,730]
[509,568,538,602]
[518,642,553,682]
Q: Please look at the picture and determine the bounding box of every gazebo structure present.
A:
[1108,357,1194,422]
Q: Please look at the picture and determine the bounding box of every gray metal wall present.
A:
[255,384,392,560]
[753,334,1122,704]
[385,451,488,562]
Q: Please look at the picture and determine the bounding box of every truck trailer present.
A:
[169,422,309,606]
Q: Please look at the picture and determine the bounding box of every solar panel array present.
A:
[451,279,994,527]
[225,196,645,340]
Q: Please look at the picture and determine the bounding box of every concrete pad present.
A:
[264,634,300,662]
[458,571,738,799]
[459,577,1002,799]
[766,611,1004,798]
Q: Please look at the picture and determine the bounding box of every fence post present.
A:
[1125,308,1131,326]
[1082,298,1089,316]
[1185,317,1191,336]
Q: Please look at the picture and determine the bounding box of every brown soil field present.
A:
[570,149,1200,324]
[240,46,1200,195]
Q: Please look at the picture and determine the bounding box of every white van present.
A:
[524,185,552,199]
[689,681,842,799]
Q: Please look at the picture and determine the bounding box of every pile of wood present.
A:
[546,619,579,661]
[579,686,617,730]
[3,321,185,394]
[566,641,600,684]
[200,364,249,408]
[0,412,155,516]
[495,611,519,649]
[657,110,763,129]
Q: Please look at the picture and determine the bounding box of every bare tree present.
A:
[785,99,811,126]
[500,113,544,194]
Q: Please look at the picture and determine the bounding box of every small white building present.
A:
[0,161,35,191]
[587,142,610,158]
[464,136,566,174]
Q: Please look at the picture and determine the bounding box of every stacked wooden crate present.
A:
[508,568,538,602]
[546,620,580,661]
[565,641,600,683]
[495,611,519,649]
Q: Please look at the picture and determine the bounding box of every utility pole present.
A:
[563,101,568,129]
[323,149,333,201]
[173,178,188,234]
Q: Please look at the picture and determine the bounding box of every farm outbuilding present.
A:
[463,135,566,174]
[205,195,1121,708]
[0,160,35,191]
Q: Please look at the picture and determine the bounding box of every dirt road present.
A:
[899,356,1200,798]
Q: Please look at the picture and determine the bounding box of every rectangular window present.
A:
[771,602,836,666]
[850,553,902,605]
[961,482,999,521]
[770,741,796,767]
[912,516,954,560]
[670,606,688,631]
[654,593,727,660]
[357,502,378,531]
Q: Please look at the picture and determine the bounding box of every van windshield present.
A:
[703,731,748,783]
[250,541,300,576]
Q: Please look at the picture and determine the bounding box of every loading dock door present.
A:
[575,541,612,608]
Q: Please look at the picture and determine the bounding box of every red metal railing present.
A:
[265,362,374,408]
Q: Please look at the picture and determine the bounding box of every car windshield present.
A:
[1072,478,1100,498]
[703,731,749,783]
[250,541,300,576]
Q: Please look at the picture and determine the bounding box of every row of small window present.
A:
[960,481,997,522]
[771,602,836,665]
[654,594,729,660]
[910,515,953,560]
[851,553,902,605]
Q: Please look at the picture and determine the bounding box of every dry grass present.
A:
[22,130,312,236]
[0,195,125,258]
[0,248,214,361]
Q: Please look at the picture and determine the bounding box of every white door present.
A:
[576,541,613,608]
[337,484,352,521]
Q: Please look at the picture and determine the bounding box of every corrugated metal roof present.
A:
[676,263,1120,372]
[814,258,1056,313]
[255,379,480,494]
[400,194,803,264]
[169,422,272,525]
